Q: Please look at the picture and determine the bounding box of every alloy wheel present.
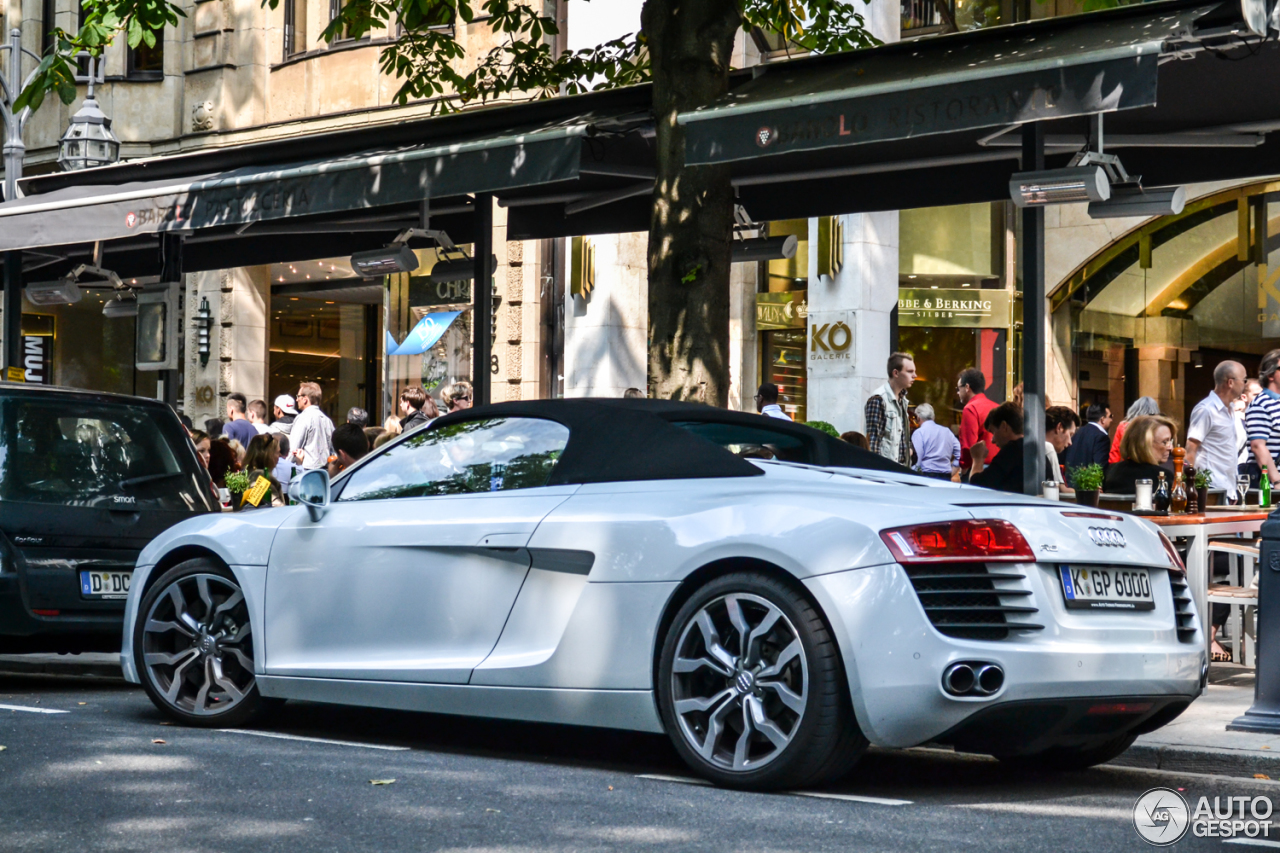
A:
[670,593,808,772]
[141,573,255,716]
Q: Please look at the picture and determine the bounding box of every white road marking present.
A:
[0,703,69,714]
[954,802,1130,819]
[1225,840,1280,848]
[635,773,712,786]
[217,730,409,751]
[635,774,911,805]
[793,791,913,807]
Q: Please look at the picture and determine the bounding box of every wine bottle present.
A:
[1153,471,1171,512]
[1170,447,1188,514]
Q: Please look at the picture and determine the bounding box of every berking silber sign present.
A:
[897,288,1012,328]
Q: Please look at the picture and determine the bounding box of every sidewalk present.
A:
[0,652,122,679]
[1111,665,1280,779]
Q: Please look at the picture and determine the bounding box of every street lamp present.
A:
[58,59,119,171]
[0,28,40,202]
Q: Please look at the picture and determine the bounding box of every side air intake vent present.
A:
[1169,572,1197,643]
[903,562,1044,641]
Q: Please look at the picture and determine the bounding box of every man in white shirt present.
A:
[1187,360,1247,497]
[291,381,335,470]
[247,399,271,435]
[755,383,792,421]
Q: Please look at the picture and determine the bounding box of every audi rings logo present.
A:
[1088,526,1127,548]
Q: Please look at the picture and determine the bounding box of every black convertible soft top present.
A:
[428,398,911,485]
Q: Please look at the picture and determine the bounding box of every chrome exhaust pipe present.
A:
[942,663,976,696]
[974,664,1005,695]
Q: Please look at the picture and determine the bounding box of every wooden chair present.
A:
[1206,540,1259,666]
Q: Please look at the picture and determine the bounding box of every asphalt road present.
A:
[1,672,1276,852]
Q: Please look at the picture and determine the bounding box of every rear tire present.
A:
[657,571,867,790]
[996,733,1137,771]
[134,559,267,727]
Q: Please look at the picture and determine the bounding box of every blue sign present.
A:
[389,311,462,356]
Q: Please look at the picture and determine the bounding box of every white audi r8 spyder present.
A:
[120,400,1205,790]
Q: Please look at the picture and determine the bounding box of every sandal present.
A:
[1212,648,1234,663]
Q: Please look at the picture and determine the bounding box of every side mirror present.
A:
[291,469,330,522]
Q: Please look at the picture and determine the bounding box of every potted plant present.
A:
[1070,463,1105,507]
[1194,468,1212,509]
[224,471,250,510]
[806,420,840,438]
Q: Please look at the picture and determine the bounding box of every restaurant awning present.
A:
[0,86,657,279]
[678,5,1210,166]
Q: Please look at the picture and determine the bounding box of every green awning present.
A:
[678,4,1214,165]
[0,124,587,252]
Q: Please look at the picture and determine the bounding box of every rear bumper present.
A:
[806,563,1205,750]
[931,694,1193,756]
[0,573,125,651]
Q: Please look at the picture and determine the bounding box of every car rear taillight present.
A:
[1157,530,1186,576]
[880,519,1034,565]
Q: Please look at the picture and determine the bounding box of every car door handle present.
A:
[477,533,528,548]
[107,510,141,526]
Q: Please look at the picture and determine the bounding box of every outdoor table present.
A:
[1146,512,1268,656]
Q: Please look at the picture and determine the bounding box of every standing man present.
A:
[1245,352,1280,491]
[398,386,436,432]
[247,400,271,435]
[1187,360,1248,497]
[910,403,959,481]
[268,394,298,436]
[291,381,335,471]
[865,352,916,466]
[957,368,998,472]
[755,383,791,421]
[1062,403,1111,483]
[223,392,258,447]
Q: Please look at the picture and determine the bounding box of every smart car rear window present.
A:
[0,397,204,509]
[336,417,570,501]
[672,421,813,464]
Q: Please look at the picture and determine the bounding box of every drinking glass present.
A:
[1237,474,1251,507]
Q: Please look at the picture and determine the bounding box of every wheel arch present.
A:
[140,545,232,602]
[649,556,844,699]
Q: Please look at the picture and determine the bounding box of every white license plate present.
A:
[80,571,131,600]
[1059,565,1155,611]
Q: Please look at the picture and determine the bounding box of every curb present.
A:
[0,654,123,679]
[1111,742,1280,780]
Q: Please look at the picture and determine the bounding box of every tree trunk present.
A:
[642,0,740,406]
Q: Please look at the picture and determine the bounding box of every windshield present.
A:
[0,396,209,510]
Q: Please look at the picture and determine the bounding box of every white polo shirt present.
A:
[1187,390,1240,496]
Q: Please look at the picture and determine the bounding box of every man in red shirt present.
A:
[957,368,999,471]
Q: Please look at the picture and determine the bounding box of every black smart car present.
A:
[0,383,218,652]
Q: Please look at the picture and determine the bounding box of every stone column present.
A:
[728,261,759,412]
[184,265,269,424]
[806,212,900,433]
[563,232,647,397]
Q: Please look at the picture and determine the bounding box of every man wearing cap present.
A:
[269,394,299,436]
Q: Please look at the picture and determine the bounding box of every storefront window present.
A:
[898,203,1012,424]
[21,291,144,395]
[269,257,379,423]
[1050,186,1280,431]
[386,248,475,415]
[758,220,810,420]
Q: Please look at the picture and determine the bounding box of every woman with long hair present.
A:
[1109,396,1161,464]
[238,433,285,509]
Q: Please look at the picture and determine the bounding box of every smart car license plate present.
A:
[1059,565,1155,611]
[80,570,131,600]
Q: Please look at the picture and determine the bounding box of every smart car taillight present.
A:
[880,519,1034,564]
[1158,529,1186,576]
